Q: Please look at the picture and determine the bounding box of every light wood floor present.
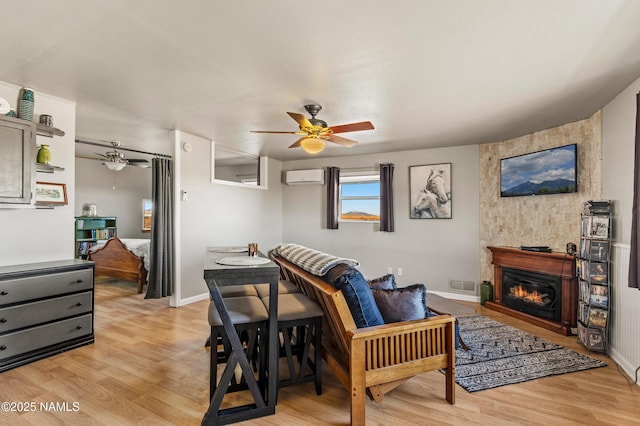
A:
[1,277,638,425]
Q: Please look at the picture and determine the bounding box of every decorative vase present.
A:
[480,280,493,305]
[37,144,51,164]
[18,87,34,121]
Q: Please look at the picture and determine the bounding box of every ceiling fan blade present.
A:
[288,137,307,148]
[327,134,359,148]
[329,121,374,134]
[250,130,298,134]
[127,159,151,168]
[287,112,314,130]
[94,152,109,158]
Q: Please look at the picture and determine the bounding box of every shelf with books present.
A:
[74,216,117,259]
[577,200,612,353]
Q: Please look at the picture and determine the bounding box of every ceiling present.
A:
[2,0,640,162]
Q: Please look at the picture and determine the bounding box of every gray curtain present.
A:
[146,158,175,298]
[380,163,395,232]
[326,167,340,229]
[629,92,640,289]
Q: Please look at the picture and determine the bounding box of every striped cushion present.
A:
[271,243,359,276]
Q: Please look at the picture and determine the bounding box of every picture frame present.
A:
[409,163,451,219]
[35,181,67,205]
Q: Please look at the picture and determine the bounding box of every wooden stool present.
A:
[261,293,323,395]
[208,296,269,398]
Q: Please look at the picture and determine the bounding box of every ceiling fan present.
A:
[250,104,374,154]
[95,141,150,171]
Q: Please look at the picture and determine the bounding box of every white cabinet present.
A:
[0,115,36,206]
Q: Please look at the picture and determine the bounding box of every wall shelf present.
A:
[36,123,65,138]
[35,163,65,173]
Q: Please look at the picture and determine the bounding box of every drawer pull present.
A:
[0,291,7,296]
[74,279,83,284]
[0,318,6,323]
[75,303,83,307]
[0,345,6,351]
[76,326,83,330]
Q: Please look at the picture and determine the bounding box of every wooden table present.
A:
[202,248,280,425]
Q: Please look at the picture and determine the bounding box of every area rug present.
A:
[454,315,606,392]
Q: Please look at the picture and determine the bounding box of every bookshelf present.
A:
[75,216,117,259]
[577,200,612,353]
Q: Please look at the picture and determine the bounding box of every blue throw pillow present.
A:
[333,269,384,328]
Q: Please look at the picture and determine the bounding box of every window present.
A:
[339,173,380,222]
[142,199,152,232]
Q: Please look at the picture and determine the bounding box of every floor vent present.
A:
[449,280,476,293]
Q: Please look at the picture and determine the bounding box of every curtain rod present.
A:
[75,139,172,159]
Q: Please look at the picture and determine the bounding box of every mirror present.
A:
[210,142,268,189]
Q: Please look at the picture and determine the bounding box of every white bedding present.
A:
[91,238,151,272]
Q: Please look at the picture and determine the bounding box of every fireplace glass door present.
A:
[502,268,562,322]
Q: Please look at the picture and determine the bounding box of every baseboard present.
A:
[177,291,210,307]
[427,290,480,303]
[609,346,640,389]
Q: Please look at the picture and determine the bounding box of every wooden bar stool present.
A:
[208,296,269,398]
[261,293,323,395]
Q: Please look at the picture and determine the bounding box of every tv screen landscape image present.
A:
[500,144,577,197]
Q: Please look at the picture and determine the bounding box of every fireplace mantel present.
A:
[486,246,577,335]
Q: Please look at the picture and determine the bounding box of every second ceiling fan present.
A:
[251,104,374,154]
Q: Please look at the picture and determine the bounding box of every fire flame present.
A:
[511,284,544,304]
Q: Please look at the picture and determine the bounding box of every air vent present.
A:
[449,280,476,293]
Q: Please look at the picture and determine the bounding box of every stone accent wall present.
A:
[479,111,602,282]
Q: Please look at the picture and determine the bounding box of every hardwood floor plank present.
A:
[0,280,638,425]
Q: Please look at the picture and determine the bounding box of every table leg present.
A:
[203,283,267,424]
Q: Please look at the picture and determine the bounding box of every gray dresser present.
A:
[0,260,95,372]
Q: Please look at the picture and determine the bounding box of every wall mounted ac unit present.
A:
[285,169,325,185]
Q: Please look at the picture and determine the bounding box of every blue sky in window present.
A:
[341,182,380,215]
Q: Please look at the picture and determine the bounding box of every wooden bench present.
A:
[271,255,456,425]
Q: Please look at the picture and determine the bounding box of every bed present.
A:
[88,237,150,294]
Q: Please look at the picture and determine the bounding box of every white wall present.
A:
[282,145,480,295]
[177,131,283,301]
[602,77,639,245]
[0,81,76,266]
[602,74,640,384]
[75,157,152,238]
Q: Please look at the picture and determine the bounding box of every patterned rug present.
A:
[455,315,607,392]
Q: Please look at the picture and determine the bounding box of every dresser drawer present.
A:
[0,292,92,334]
[0,268,93,305]
[0,314,92,360]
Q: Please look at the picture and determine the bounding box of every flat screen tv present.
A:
[500,144,577,197]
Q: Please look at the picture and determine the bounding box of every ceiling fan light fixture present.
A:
[301,136,326,154]
[103,161,127,171]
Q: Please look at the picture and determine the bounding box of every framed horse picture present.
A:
[409,163,451,219]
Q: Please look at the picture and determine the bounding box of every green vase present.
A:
[37,144,51,164]
[480,280,493,305]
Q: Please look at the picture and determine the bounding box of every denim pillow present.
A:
[333,269,384,328]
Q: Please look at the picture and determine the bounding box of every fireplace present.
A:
[502,268,562,322]
[486,246,577,335]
